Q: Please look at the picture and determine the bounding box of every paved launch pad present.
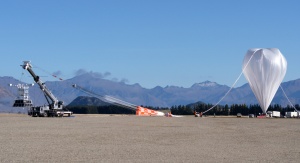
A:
[0,114,299,162]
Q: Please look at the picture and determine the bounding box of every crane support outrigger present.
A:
[22,61,72,117]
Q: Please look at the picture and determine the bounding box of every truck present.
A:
[266,111,281,118]
[22,61,72,117]
[285,112,298,118]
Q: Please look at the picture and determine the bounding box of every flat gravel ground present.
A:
[0,114,299,163]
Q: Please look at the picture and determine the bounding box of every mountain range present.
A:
[1,72,300,113]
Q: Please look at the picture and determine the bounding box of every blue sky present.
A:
[1,0,299,88]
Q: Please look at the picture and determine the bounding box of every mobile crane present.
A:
[22,61,72,117]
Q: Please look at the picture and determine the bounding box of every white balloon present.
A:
[243,48,287,113]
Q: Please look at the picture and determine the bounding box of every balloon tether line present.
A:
[280,85,299,112]
[203,52,256,114]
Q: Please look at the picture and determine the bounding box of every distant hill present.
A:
[68,96,110,106]
[1,73,300,112]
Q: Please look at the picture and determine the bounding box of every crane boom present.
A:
[22,61,59,107]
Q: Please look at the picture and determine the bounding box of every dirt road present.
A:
[0,114,299,162]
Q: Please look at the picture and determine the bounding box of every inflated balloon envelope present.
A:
[243,48,287,113]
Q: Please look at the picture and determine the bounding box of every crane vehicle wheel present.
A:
[43,112,48,117]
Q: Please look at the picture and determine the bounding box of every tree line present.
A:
[67,103,300,116]
[171,103,300,116]
[67,105,135,114]
[67,105,169,114]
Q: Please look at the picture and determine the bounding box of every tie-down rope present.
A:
[202,51,256,114]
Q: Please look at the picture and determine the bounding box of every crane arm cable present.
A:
[203,52,256,114]
[280,85,299,112]
[72,84,137,110]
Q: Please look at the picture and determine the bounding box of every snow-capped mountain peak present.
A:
[193,81,218,87]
